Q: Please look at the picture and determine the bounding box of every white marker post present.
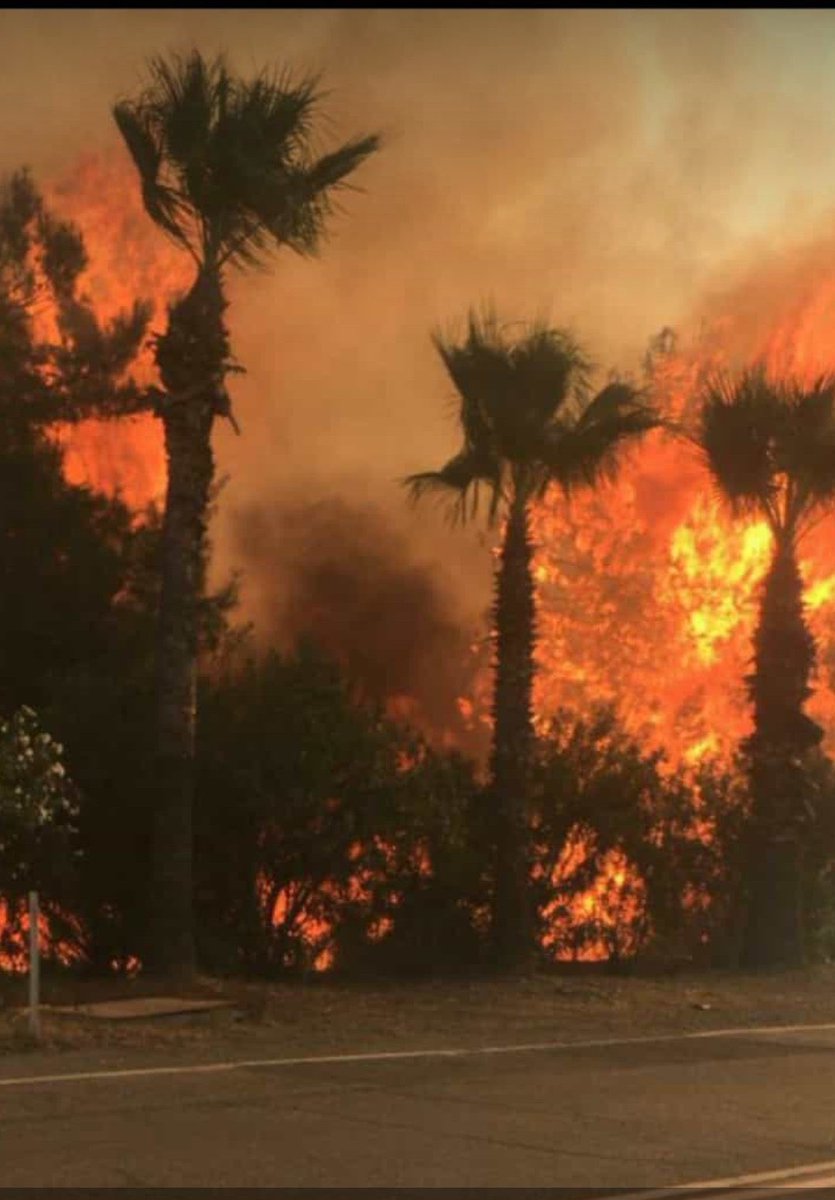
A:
[28,890,40,1040]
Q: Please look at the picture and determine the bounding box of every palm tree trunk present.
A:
[147,271,226,976]
[490,492,536,970]
[742,536,822,968]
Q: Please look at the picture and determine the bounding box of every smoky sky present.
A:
[5,9,835,726]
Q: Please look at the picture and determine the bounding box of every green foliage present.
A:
[41,487,239,970]
[0,422,138,719]
[0,416,158,968]
[0,707,80,962]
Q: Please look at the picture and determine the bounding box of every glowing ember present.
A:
[0,901,84,973]
[539,834,647,962]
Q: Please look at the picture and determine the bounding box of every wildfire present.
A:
[519,268,835,959]
[38,159,835,774]
[22,151,835,970]
[529,286,835,769]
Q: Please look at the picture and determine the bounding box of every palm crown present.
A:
[406,312,659,522]
[113,50,380,272]
[700,367,835,540]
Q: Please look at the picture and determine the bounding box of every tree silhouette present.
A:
[0,168,149,425]
[699,367,835,966]
[405,312,658,969]
[0,174,156,965]
[114,50,380,974]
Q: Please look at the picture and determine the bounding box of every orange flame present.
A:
[529,293,835,769]
[517,263,835,957]
[0,900,84,973]
[44,151,194,510]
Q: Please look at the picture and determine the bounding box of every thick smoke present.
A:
[232,495,489,753]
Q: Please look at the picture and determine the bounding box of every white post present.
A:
[28,890,40,1040]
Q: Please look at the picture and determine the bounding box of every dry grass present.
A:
[2,963,835,1060]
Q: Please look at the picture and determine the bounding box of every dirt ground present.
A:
[2,962,835,1059]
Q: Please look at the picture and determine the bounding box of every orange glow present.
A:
[527,299,835,770]
[255,836,414,971]
[539,834,647,962]
[20,154,835,970]
[52,416,166,510]
[0,900,84,973]
[44,151,194,509]
[517,271,835,956]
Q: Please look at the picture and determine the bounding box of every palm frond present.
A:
[403,446,502,526]
[305,134,381,193]
[511,324,593,425]
[778,375,835,512]
[233,67,319,159]
[235,134,380,264]
[540,383,660,496]
[113,102,191,250]
[413,309,653,520]
[430,326,494,455]
[152,51,217,170]
[699,368,780,520]
[434,314,514,415]
[432,312,590,465]
[571,380,646,429]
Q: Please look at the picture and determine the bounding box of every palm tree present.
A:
[699,367,835,967]
[405,312,659,969]
[114,50,380,975]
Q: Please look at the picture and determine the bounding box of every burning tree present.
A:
[0,168,149,428]
[698,367,835,966]
[405,312,659,970]
[113,50,380,975]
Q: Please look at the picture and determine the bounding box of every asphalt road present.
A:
[2,1024,835,1189]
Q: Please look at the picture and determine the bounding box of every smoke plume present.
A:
[231,494,489,752]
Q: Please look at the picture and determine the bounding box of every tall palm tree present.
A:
[114,50,380,975]
[699,367,835,967]
[405,313,659,969]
